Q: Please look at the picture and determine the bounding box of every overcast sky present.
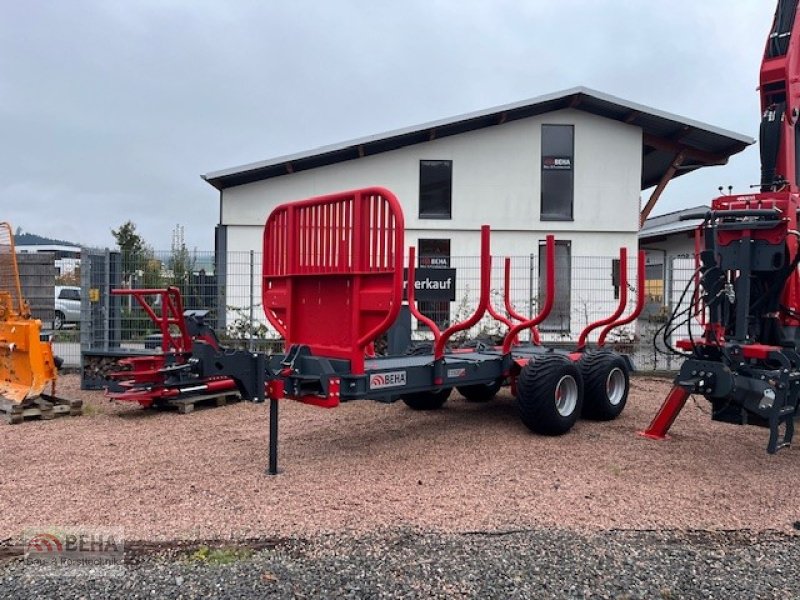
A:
[0,1,774,250]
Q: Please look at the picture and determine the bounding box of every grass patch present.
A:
[80,403,105,417]
[186,545,254,565]
[52,330,80,343]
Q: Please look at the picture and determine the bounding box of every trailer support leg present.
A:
[639,385,690,441]
[268,396,279,475]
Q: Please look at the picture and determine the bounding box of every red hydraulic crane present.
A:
[642,0,800,452]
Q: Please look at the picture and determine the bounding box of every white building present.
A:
[204,87,751,337]
[640,206,708,262]
[15,244,81,276]
[639,205,709,316]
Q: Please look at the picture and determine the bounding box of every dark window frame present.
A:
[419,159,453,220]
[417,238,451,267]
[540,124,575,222]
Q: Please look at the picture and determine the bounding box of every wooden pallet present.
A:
[1,395,83,424]
[160,392,241,414]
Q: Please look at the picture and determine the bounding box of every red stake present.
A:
[639,385,690,440]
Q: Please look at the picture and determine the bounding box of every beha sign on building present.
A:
[542,156,572,170]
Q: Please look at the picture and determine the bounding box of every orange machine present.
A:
[0,222,59,405]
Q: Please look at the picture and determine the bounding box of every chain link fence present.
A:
[30,249,698,375]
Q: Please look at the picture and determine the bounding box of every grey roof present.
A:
[203,86,754,191]
[639,205,709,240]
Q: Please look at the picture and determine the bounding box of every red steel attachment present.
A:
[106,287,223,408]
[501,235,556,355]
[293,377,341,409]
[597,250,646,346]
[504,257,540,345]
[107,376,237,407]
[262,187,405,374]
[406,245,443,345]
[576,247,628,351]
[639,385,691,441]
[110,287,192,353]
[433,226,492,360]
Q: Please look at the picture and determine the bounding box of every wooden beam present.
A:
[428,128,437,141]
[497,112,508,125]
[640,151,685,227]
[358,145,365,158]
[569,94,582,108]
[643,133,727,165]
[285,162,294,174]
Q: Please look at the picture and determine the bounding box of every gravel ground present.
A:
[2,374,800,542]
[4,373,800,597]
[2,528,800,599]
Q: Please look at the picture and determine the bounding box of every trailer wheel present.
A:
[402,387,452,410]
[457,378,503,402]
[517,355,583,435]
[579,350,629,420]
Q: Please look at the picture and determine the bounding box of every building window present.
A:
[419,160,452,219]
[540,124,574,221]
[418,238,450,328]
[644,262,665,305]
[539,240,571,332]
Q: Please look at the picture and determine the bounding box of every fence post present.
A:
[80,249,91,354]
[109,251,121,350]
[214,225,228,337]
[529,253,535,342]
[249,249,255,352]
[666,255,674,371]
[103,249,111,351]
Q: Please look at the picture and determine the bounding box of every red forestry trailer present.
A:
[642,0,800,453]
[110,187,643,474]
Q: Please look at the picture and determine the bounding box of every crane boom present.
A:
[760,0,800,192]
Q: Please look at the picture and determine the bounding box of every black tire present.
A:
[578,350,629,420]
[54,311,65,330]
[402,387,452,410]
[457,378,503,402]
[516,354,583,435]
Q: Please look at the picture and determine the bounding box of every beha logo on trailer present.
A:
[369,371,407,390]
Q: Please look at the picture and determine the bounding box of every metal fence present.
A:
[34,249,703,373]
